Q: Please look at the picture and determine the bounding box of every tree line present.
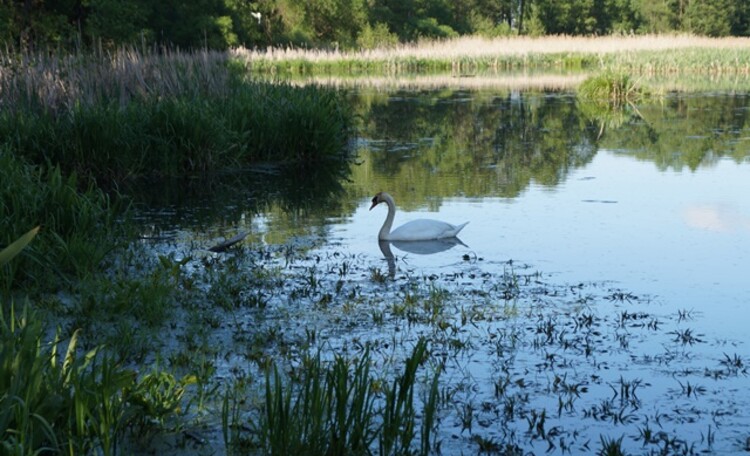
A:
[3,0,749,50]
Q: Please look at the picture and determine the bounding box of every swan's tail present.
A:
[455,221,469,233]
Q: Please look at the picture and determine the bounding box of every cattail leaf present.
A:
[0,226,40,266]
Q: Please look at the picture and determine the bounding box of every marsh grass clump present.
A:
[578,71,647,107]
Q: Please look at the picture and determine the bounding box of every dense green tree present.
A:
[302,0,367,46]
[685,0,735,36]
[2,0,749,50]
[531,0,599,34]
[83,0,151,45]
[633,0,677,33]
[731,0,750,35]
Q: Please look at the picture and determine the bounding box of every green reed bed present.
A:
[577,71,648,105]
[235,35,750,78]
[0,47,352,184]
[244,47,750,77]
[244,53,599,77]
[601,47,750,75]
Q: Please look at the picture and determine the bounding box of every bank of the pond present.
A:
[0,46,353,290]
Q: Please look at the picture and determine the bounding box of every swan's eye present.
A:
[371,195,379,204]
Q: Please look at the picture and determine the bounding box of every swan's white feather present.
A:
[386,219,468,241]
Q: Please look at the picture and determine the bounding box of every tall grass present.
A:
[230,339,441,455]
[577,71,646,106]
[0,304,193,455]
[0,148,119,291]
[0,46,353,184]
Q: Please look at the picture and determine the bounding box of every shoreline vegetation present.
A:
[234,34,750,75]
[0,48,353,183]
[2,34,749,454]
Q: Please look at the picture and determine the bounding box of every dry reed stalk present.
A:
[0,46,234,114]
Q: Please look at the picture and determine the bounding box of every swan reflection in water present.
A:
[378,237,467,278]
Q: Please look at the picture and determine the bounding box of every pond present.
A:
[137,87,750,454]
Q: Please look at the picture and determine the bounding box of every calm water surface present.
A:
[337,89,750,336]
[140,88,750,453]
[345,150,750,337]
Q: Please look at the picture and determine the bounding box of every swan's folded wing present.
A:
[388,219,467,241]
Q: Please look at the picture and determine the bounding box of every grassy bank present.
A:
[235,34,750,76]
[0,148,120,290]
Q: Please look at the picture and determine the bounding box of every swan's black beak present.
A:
[369,196,379,210]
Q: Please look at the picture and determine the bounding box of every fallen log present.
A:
[208,231,249,253]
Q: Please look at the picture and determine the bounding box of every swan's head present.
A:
[369,192,389,210]
[369,192,384,210]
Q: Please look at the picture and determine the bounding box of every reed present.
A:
[577,71,646,106]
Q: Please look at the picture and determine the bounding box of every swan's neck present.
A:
[379,195,396,240]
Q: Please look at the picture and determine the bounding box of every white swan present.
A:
[369,192,468,241]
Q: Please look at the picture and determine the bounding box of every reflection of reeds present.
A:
[287,72,588,91]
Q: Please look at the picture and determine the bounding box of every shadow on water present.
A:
[124,160,352,237]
